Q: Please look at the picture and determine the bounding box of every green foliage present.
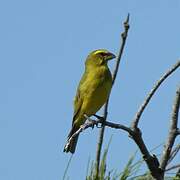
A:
[119,152,143,180]
[86,138,112,180]
[64,142,179,180]
[86,139,145,180]
[85,148,179,180]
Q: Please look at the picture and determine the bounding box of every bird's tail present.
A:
[63,125,79,154]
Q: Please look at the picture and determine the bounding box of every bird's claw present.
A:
[85,118,96,129]
[83,114,104,129]
[84,114,102,129]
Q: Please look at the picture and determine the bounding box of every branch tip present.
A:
[131,60,180,129]
[95,15,130,178]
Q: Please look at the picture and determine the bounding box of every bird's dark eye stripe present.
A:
[100,52,107,56]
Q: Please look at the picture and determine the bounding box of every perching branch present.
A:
[68,114,163,179]
[95,14,130,178]
[160,87,180,173]
[131,61,180,129]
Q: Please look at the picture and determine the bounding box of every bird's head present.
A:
[85,49,116,68]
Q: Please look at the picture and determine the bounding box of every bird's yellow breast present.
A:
[75,66,112,125]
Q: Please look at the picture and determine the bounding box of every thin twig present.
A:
[64,117,99,149]
[166,164,180,172]
[131,61,180,129]
[95,14,130,178]
[167,143,180,165]
[67,115,132,140]
[160,87,180,173]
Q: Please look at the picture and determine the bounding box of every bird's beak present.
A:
[106,52,116,61]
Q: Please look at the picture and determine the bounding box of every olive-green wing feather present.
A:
[72,71,87,124]
[63,72,88,153]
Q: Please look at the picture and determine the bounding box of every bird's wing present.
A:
[72,89,82,124]
[72,72,87,124]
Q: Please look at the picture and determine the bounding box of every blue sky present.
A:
[0,0,180,179]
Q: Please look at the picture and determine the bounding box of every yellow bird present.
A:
[63,49,116,153]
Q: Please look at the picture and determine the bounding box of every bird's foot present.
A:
[84,114,101,129]
[93,114,105,128]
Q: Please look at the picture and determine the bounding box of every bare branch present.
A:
[112,13,130,86]
[131,61,180,129]
[166,164,180,172]
[104,120,132,134]
[160,87,180,172]
[63,118,98,151]
[67,114,163,179]
[95,14,130,178]
[168,143,180,165]
[64,116,132,150]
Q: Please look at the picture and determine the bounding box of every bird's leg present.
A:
[84,114,99,129]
